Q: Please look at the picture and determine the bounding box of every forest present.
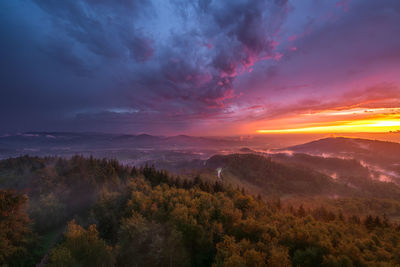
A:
[1,155,400,266]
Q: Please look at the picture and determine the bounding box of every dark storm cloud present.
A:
[130,0,289,112]
[39,38,92,76]
[0,0,289,135]
[2,0,399,135]
[32,0,154,60]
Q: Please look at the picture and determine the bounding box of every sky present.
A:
[1,0,400,136]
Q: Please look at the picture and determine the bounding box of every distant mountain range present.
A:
[0,132,244,161]
[0,132,266,151]
[0,132,225,148]
[1,133,400,186]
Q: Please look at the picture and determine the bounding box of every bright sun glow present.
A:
[257,112,400,133]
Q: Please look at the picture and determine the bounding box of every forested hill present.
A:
[286,137,400,180]
[287,137,400,157]
[1,155,400,266]
[206,154,347,196]
[205,153,400,200]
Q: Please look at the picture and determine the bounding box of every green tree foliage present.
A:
[47,220,114,267]
[117,212,190,267]
[2,156,400,266]
[214,236,266,267]
[30,193,66,233]
[267,246,291,267]
[0,189,37,266]
[92,177,400,266]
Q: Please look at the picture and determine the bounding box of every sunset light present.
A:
[257,111,400,134]
[257,120,400,133]
[2,1,400,265]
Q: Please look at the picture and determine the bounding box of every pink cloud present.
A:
[274,52,283,61]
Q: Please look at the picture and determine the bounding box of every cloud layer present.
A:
[1,0,400,135]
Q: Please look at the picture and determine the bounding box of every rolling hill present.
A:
[283,137,400,183]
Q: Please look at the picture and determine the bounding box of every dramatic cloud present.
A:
[1,0,400,135]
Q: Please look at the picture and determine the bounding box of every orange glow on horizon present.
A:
[256,109,400,134]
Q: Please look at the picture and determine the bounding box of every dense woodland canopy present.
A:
[1,155,400,266]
